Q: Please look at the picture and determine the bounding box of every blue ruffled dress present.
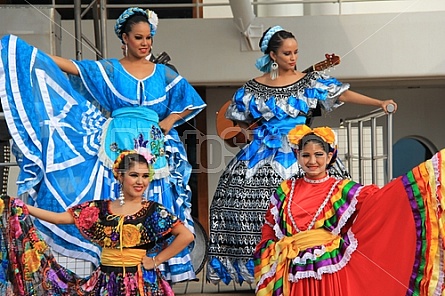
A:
[0,34,206,283]
[207,74,349,285]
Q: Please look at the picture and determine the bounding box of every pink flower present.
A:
[78,206,100,229]
[137,148,154,163]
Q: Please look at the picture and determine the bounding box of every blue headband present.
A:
[255,25,284,73]
[114,7,158,41]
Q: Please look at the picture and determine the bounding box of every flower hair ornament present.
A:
[114,7,158,42]
[112,150,155,179]
[255,25,284,73]
[288,125,337,153]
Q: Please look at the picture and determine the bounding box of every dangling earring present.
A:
[124,44,128,57]
[119,183,125,206]
[270,61,279,80]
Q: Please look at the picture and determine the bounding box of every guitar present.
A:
[216,54,341,148]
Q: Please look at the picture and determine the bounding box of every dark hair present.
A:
[117,153,149,172]
[259,28,296,54]
[299,135,330,153]
[122,13,150,37]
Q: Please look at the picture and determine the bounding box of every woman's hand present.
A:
[159,109,193,135]
[380,99,397,113]
[159,117,176,135]
[142,255,158,270]
[141,223,194,270]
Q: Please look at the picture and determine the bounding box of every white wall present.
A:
[60,11,445,85]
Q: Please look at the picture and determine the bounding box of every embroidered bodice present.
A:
[69,200,179,249]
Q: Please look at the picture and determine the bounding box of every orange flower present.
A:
[313,127,336,145]
[23,249,42,275]
[288,125,312,145]
[33,241,48,253]
[122,224,141,247]
[104,226,112,236]
[288,125,335,147]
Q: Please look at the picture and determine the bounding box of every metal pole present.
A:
[347,121,353,177]
[358,121,364,184]
[100,0,108,59]
[386,105,395,182]
[74,0,82,60]
[371,117,377,183]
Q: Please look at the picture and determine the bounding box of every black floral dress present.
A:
[0,196,180,295]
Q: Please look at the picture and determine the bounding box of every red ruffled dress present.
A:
[254,150,445,296]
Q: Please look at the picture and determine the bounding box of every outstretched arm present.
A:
[339,90,397,113]
[27,204,74,224]
[141,223,194,270]
[49,55,79,76]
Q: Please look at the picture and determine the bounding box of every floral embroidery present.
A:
[23,249,42,275]
[11,215,23,239]
[33,241,48,253]
[103,237,112,247]
[78,206,100,229]
[150,126,165,157]
[69,200,177,249]
[122,224,141,247]
[104,226,112,236]
[160,209,168,218]
[110,142,119,152]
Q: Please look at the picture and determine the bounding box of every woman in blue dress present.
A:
[0,7,205,283]
[207,26,397,286]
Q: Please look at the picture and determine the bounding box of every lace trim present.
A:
[332,184,361,235]
[288,229,358,282]
[303,174,330,184]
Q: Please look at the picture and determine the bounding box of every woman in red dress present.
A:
[255,125,444,296]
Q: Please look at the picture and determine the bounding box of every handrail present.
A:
[340,104,395,185]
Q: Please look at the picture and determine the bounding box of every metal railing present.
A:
[340,104,395,185]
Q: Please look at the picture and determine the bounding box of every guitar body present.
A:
[216,100,252,147]
[215,54,340,147]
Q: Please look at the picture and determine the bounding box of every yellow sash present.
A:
[101,248,146,267]
[257,229,339,296]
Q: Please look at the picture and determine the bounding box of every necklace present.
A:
[303,174,330,184]
[288,177,341,232]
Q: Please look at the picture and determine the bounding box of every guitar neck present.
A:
[302,54,340,74]
[302,65,314,74]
